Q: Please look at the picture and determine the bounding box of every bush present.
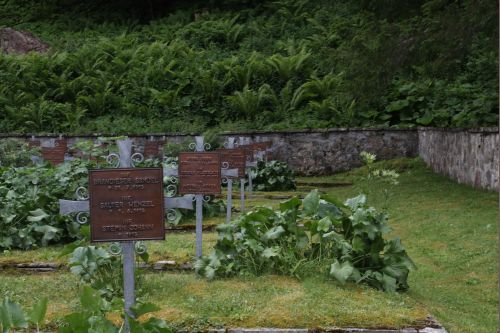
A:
[0,160,90,250]
[196,189,415,292]
[250,160,296,191]
[0,139,39,168]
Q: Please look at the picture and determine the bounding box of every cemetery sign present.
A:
[178,152,221,195]
[89,168,165,242]
[217,148,246,178]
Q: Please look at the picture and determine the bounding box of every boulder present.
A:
[0,27,50,55]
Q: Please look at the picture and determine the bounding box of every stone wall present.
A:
[2,127,498,191]
[218,129,418,175]
[418,127,499,191]
[0,129,419,175]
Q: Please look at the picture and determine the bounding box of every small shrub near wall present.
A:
[250,160,296,191]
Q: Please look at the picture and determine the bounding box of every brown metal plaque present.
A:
[27,140,41,148]
[41,139,68,165]
[217,148,245,178]
[243,145,256,162]
[42,147,66,165]
[178,152,221,195]
[144,141,161,158]
[89,168,165,242]
[252,142,272,151]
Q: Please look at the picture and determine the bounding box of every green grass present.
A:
[0,159,497,332]
[0,272,428,330]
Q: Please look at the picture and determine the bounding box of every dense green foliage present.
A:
[250,160,296,191]
[0,138,39,167]
[0,0,496,133]
[0,161,89,249]
[196,189,415,292]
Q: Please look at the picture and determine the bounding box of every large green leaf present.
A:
[27,208,49,222]
[329,260,354,284]
[131,302,160,319]
[302,189,320,216]
[317,217,332,232]
[344,194,366,210]
[60,312,91,333]
[0,298,28,333]
[279,197,301,211]
[28,297,48,326]
[262,246,280,258]
[80,286,105,314]
[34,225,60,246]
[263,226,285,241]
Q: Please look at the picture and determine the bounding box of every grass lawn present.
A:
[0,158,497,332]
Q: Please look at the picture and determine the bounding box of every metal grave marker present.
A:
[219,137,246,220]
[41,138,67,165]
[176,136,236,258]
[239,137,257,199]
[89,168,164,242]
[58,138,194,333]
[178,151,221,195]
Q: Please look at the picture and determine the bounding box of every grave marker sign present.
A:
[89,168,165,242]
[217,148,245,179]
[178,152,221,195]
[41,138,67,165]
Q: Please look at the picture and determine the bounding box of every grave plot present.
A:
[0,154,496,333]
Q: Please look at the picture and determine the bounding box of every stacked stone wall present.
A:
[418,128,498,191]
[1,127,498,191]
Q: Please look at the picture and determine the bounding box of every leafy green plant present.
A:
[69,246,124,301]
[359,151,400,210]
[0,297,48,333]
[0,160,90,250]
[0,139,40,168]
[59,286,172,333]
[196,189,415,292]
[0,0,497,132]
[250,160,296,191]
[267,47,311,82]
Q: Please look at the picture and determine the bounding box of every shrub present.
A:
[0,160,90,250]
[0,139,39,168]
[196,189,415,292]
[250,160,296,191]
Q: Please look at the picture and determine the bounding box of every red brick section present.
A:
[41,139,67,165]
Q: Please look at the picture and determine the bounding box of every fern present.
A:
[267,48,311,81]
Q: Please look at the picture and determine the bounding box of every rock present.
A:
[153,260,177,270]
[0,27,50,55]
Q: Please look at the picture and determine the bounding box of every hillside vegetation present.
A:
[0,0,497,134]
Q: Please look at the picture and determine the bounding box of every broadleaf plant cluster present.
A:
[196,190,415,292]
[0,160,89,250]
[250,160,296,191]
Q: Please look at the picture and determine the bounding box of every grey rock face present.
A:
[0,27,50,54]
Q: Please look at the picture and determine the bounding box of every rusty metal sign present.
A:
[41,139,67,165]
[252,141,272,151]
[178,152,221,195]
[89,168,165,242]
[144,140,164,158]
[217,148,245,178]
[242,142,272,161]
